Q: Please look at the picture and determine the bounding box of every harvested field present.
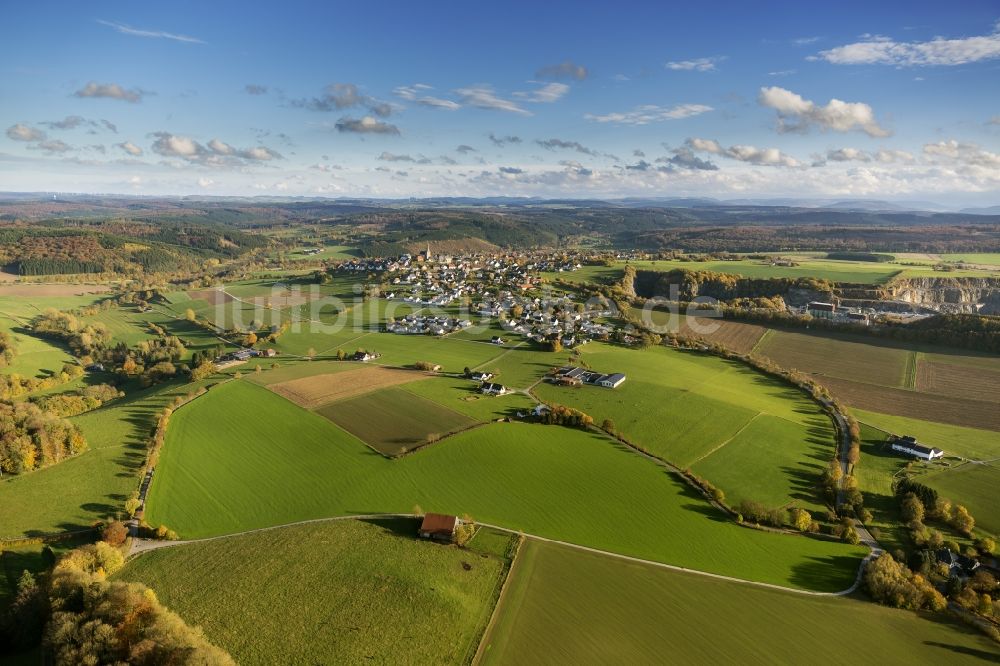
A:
[681,316,767,353]
[630,309,767,354]
[187,288,233,306]
[316,387,477,455]
[0,283,111,296]
[756,330,910,388]
[816,376,1000,432]
[268,365,423,408]
[916,360,1000,403]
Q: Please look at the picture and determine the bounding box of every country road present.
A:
[128,512,875,598]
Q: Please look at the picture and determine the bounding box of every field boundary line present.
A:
[749,328,773,354]
[126,513,870,597]
[686,412,763,467]
[470,533,524,666]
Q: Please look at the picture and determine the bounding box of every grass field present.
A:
[855,409,1000,461]
[0,379,216,539]
[630,258,905,283]
[479,539,1000,665]
[0,293,105,379]
[401,376,536,422]
[533,343,834,513]
[919,463,1000,537]
[316,387,478,455]
[145,380,865,591]
[117,518,510,665]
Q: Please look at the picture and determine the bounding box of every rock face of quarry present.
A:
[880,277,1000,314]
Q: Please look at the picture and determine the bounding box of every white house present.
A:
[480,382,508,396]
[890,436,943,461]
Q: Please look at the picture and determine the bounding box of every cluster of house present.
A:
[550,366,627,389]
[477,293,616,347]
[889,435,944,461]
[385,314,473,335]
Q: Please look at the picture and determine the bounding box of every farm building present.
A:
[598,373,627,388]
[481,382,509,396]
[890,435,944,461]
[491,336,506,345]
[418,513,458,542]
[553,366,627,389]
[354,351,376,362]
[807,301,836,319]
[469,371,494,382]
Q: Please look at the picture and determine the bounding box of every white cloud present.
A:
[394,85,461,110]
[6,123,46,142]
[513,82,570,103]
[584,103,712,125]
[74,81,144,103]
[989,115,1000,126]
[150,132,282,163]
[758,86,890,137]
[32,139,73,154]
[454,86,531,115]
[116,141,143,156]
[813,23,1000,66]
[197,177,215,188]
[874,149,914,164]
[685,137,800,167]
[826,147,871,162]
[923,140,1000,168]
[97,19,204,44]
[665,57,725,71]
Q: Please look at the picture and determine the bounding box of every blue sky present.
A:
[1,0,998,204]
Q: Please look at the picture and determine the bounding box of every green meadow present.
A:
[118,518,509,665]
[480,539,1000,665]
[0,379,215,538]
[145,380,865,591]
[534,343,835,513]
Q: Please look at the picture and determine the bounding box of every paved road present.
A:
[128,512,873,597]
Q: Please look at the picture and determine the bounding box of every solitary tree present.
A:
[901,493,925,524]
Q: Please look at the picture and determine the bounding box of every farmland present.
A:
[916,359,1000,403]
[756,329,913,388]
[820,376,1000,432]
[268,365,424,408]
[855,409,1000,461]
[0,378,216,538]
[919,463,1000,537]
[401,376,537,421]
[534,343,835,513]
[316,387,478,456]
[631,306,768,353]
[479,539,1000,665]
[117,518,511,665]
[144,379,865,591]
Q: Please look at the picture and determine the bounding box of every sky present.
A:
[1,1,999,205]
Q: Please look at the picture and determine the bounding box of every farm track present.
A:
[127,513,876,598]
